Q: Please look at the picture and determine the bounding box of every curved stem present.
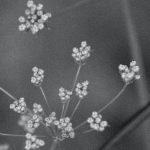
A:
[39,86,51,111]
[50,139,59,150]
[98,84,127,113]
[0,87,18,101]
[70,99,82,119]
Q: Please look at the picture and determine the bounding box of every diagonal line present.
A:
[100,102,150,150]
[52,0,100,18]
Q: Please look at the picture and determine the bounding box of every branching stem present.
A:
[62,64,82,118]
[70,98,82,119]
[40,86,51,111]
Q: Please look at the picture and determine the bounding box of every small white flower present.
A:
[31,67,44,86]
[18,16,25,23]
[119,61,140,84]
[87,111,108,132]
[10,97,27,114]
[53,117,75,140]
[58,87,72,103]
[33,103,43,114]
[25,133,45,150]
[72,41,92,64]
[75,81,89,99]
[37,3,43,10]
[27,0,34,8]
[27,114,41,130]
[18,0,52,34]
[18,24,26,31]
[45,112,56,126]
[18,115,35,133]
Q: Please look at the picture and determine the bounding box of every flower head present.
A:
[45,112,56,127]
[10,97,27,114]
[33,103,43,114]
[58,87,72,103]
[18,0,52,34]
[18,115,35,133]
[31,67,44,86]
[119,61,140,84]
[87,111,108,131]
[25,133,45,150]
[72,41,92,64]
[75,81,89,99]
[27,114,42,130]
[54,117,75,141]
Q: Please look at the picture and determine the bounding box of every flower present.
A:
[27,114,42,130]
[31,67,44,86]
[25,133,45,150]
[18,114,35,133]
[87,111,108,131]
[75,81,89,99]
[119,61,140,84]
[33,103,43,114]
[45,112,56,127]
[58,87,72,103]
[18,0,52,34]
[10,97,27,114]
[72,41,92,64]
[54,117,75,140]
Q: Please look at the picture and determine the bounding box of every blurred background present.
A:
[0,0,150,149]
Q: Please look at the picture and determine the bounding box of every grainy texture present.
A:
[0,0,149,150]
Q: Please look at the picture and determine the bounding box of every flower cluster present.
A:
[45,112,56,127]
[31,67,44,86]
[25,133,45,150]
[75,81,89,99]
[72,41,92,64]
[18,0,52,34]
[87,112,108,131]
[33,103,43,114]
[119,61,140,84]
[58,87,72,103]
[27,114,41,130]
[18,115,35,133]
[10,98,27,114]
[54,117,75,140]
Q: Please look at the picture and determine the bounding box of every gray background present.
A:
[0,0,150,150]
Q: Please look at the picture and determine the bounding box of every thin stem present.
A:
[53,0,99,18]
[75,84,127,131]
[98,84,127,113]
[60,103,65,118]
[0,132,46,138]
[0,87,18,101]
[70,99,82,119]
[71,64,82,92]
[82,129,94,134]
[50,139,59,150]
[62,64,82,118]
[39,86,51,111]
[74,120,87,131]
